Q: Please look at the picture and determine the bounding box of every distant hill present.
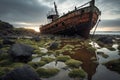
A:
[0,20,39,37]
[13,28,39,36]
[0,20,13,30]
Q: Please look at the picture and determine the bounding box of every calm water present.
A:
[92,44,120,80]
[32,35,120,80]
[90,31,120,35]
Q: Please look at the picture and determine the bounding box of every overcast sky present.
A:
[0,0,120,31]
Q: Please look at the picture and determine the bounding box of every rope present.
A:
[92,19,101,39]
[91,15,101,62]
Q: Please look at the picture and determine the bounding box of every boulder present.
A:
[0,50,2,54]
[0,50,3,55]
[32,36,41,42]
[50,36,55,40]
[0,43,2,48]
[9,43,34,62]
[49,42,59,50]
[3,39,15,45]
[2,65,41,80]
[97,36,114,44]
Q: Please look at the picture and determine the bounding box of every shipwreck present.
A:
[40,0,101,38]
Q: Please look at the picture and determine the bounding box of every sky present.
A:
[0,0,120,32]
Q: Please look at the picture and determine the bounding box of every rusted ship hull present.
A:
[40,0,101,38]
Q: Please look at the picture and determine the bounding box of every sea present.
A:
[90,31,120,35]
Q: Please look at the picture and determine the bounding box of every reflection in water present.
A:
[70,52,98,80]
[42,69,70,80]
[97,44,120,63]
[64,47,98,80]
[32,42,120,80]
[92,64,120,80]
[42,61,71,80]
[93,43,120,80]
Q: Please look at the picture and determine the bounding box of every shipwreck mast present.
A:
[47,2,59,22]
[54,2,59,17]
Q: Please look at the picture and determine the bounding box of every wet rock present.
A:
[118,45,120,50]
[49,42,59,50]
[0,43,2,48]
[65,59,82,68]
[36,67,59,78]
[50,36,55,40]
[39,47,48,53]
[97,36,114,44]
[68,69,86,78]
[9,43,34,62]
[107,47,116,51]
[0,50,2,54]
[104,58,120,74]
[32,36,41,42]
[3,39,15,45]
[2,65,41,80]
[97,52,109,58]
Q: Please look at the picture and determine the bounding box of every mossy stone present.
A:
[36,68,59,78]
[65,59,82,68]
[56,55,71,62]
[68,69,86,78]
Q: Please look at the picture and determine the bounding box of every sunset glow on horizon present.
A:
[91,26,120,31]
[24,27,40,32]
[0,0,120,32]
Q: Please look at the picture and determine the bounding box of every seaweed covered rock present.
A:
[97,36,114,44]
[36,67,59,78]
[0,43,2,48]
[9,43,34,62]
[65,59,82,68]
[104,58,120,74]
[68,69,86,79]
[2,65,40,80]
[0,67,13,77]
[32,36,41,42]
[97,52,109,58]
[56,55,71,62]
[49,42,59,50]
[3,39,15,45]
[28,61,47,69]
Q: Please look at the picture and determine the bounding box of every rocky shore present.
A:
[0,34,120,80]
[0,20,120,80]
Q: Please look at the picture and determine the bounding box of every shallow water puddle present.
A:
[42,69,71,80]
[92,43,120,80]
[41,61,72,80]
[97,47,120,63]
[42,61,67,69]
[92,64,120,80]
[32,42,120,80]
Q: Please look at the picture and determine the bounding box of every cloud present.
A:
[0,0,120,30]
[96,0,120,20]
[99,19,120,27]
[0,0,50,24]
[95,19,120,31]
